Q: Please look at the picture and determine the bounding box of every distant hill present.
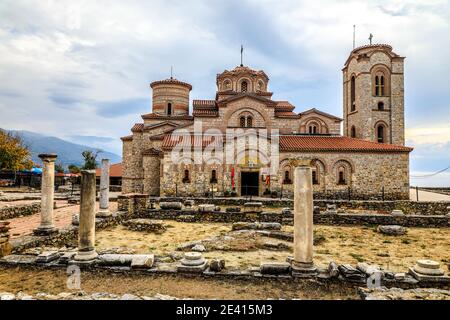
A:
[2,129,121,168]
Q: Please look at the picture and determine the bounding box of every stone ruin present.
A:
[0,221,11,257]
[1,154,449,300]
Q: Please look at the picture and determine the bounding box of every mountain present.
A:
[3,129,121,168]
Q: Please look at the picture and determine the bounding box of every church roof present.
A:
[161,133,412,153]
[299,108,343,121]
[150,78,192,90]
[141,113,194,120]
[193,109,219,117]
[193,100,216,108]
[279,136,412,153]
[217,65,269,81]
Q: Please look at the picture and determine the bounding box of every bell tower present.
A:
[342,44,405,145]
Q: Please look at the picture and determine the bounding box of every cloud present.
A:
[0,0,449,185]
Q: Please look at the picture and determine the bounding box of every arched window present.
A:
[283,170,292,184]
[241,80,248,92]
[240,116,246,128]
[257,80,264,91]
[182,169,190,183]
[167,103,172,115]
[308,125,317,134]
[375,75,385,96]
[350,76,356,112]
[378,101,384,110]
[223,80,231,91]
[210,170,217,184]
[338,168,346,185]
[312,170,319,185]
[350,126,356,138]
[246,116,253,128]
[377,125,385,143]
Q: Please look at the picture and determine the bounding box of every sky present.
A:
[0,0,449,186]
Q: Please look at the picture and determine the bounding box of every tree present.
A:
[55,163,65,174]
[0,130,34,171]
[68,164,80,174]
[81,150,98,170]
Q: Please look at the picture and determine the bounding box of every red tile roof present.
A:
[141,113,194,120]
[120,135,133,141]
[275,101,295,111]
[150,78,192,90]
[131,123,144,132]
[279,136,413,153]
[95,163,122,177]
[193,109,219,117]
[193,100,216,108]
[275,111,299,118]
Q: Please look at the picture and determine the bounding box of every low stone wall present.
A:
[150,197,450,216]
[10,212,127,253]
[0,203,41,220]
[136,209,449,228]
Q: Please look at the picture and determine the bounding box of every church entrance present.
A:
[241,171,259,196]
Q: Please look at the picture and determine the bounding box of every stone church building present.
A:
[121,44,413,200]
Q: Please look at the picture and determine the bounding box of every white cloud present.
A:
[0,0,449,184]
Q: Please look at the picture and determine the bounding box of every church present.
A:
[121,44,412,200]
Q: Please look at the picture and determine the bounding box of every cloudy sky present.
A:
[0,0,449,186]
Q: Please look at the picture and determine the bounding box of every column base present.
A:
[96,208,111,218]
[33,226,58,236]
[73,249,98,263]
[291,260,317,277]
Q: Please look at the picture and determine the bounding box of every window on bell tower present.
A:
[350,76,356,112]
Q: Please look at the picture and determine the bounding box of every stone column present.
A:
[290,159,317,275]
[34,154,58,235]
[97,159,111,217]
[74,170,98,262]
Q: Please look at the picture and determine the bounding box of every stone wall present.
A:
[160,150,410,200]
[131,209,449,227]
[0,203,41,220]
[151,197,449,215]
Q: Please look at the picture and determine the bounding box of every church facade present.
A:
[121,44,412,200]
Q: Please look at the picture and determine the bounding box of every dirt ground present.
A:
[95,222,450,272]
[0,266,358,299]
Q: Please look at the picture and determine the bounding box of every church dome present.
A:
[216,65,269,93]
[150,77,192,116]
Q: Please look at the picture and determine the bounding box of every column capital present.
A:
[38,153,57,162]
[289,158,314,167]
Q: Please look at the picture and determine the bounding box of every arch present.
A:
[301,117,330,134]
[371,64,391,96]
[377,101,385,110]
[222,78,232,91]
[374,120,389,143]
[182,169,190,183]
[332,159,353,186]
[256,79,265,92]
[281,164,292,184]
[225,106,269,129]
[239,116,246,128]
[246,116,253,128]
[237,77,252,93]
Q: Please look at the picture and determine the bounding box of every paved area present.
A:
[409,188,450,201]
[6,201,118,239]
